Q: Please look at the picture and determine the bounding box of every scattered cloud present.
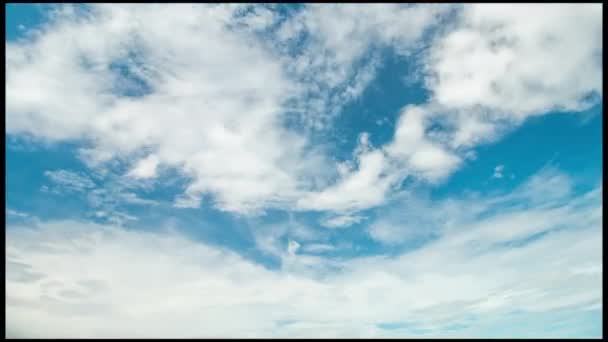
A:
[44,169,96,193]
[7,4,317,215]
[492,165,504,179]
[320,214,366,229]
[42,166,159,225]
[275,3,453,129]
[6,208,30,218]
[300,243,336,254]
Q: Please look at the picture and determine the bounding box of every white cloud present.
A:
[6,4,603,218]
[366,190,445,246]
[338,2,602,204]
[5,5,602,336]
[421,3,602,150]
[368,221,428,246]
[492,165,504,179]
[297,149,394,212]
[287,239,301,256]
[6,174,601,337]
[366,167,586,247]
[6,209,30,218]
[6,4,324,215]
[275,4,453,129]
[6,4,448,215]
[320,214,366,229]
[300,243,336,254]
[248,214,327,260]
[428,4,602,115]
[385,105,462,182]
[338,4,603,201]
[127,154,159,179]
[44,170,96,192]
[118,192,158,206]
[10,4,445,215]
[298,104,465,213]
[42,165,159,225]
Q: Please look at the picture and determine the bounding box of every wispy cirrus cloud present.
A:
[43,169,96,193]
[41,166,159,226]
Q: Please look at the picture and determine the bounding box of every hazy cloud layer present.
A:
[6,169,601,337]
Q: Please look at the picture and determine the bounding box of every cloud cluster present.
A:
[3,4,447,215]
[418,3,603,151]
[6,3,603,218]
[304,3,602,216]
[427,4,602,117]
[6,169,602,338]
[7,4,321,214]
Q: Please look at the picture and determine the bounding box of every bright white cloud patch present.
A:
[127,154,159,179]
[320,214,366,229]
[427,4,602,116]
[417,3,603,153]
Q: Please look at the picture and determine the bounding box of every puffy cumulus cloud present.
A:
[422,3,602,145]
[384,105,462,182]
[297,149,395,212]
[6,4,330,214]
[6,170,602,337]
[434,3,602,115]
[297,106,462,213]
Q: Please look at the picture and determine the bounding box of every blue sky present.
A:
[5,3,603,338]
